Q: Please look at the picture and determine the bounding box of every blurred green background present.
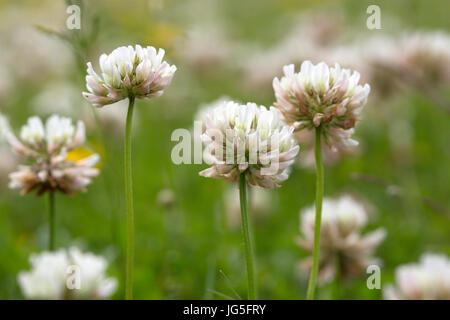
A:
[0,0,449,299]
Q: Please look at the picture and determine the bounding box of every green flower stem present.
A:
[239,173,256,300]
[48,192,55,251]
[125,96,136,300]
[306,125,324,300]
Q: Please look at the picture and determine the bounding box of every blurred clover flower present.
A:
[393,32,450,85]
[241,12,344,89]
[273,60,370,147]
[156,188,176,209]
[384,253,450,300]
[5,115,99,196]
[198,101,299,189]
[84,44,176,300]
[298,195,386,286]
[18,247,117,300]
[176,24,232,71]
[196,100,299,299]
[83,45,176,107]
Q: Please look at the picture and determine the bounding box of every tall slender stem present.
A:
[48,192,55,251]
[239,173,256,300]
[306,125,324,300]
[125,96,136,300]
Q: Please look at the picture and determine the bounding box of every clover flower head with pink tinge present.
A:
[83,45,177,107]
[273,60,370,148]
[197,101,299,189]
[5,115,99,196]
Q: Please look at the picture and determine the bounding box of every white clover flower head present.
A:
[83,45,177,107]
[384,253,450,300]
[18,247,117,300]
[197,101,299,189]
[6,115,98,196]
[273,60,370,147]
[18,249,68,300]
[298,195,385,284]
[14,115,84,155]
